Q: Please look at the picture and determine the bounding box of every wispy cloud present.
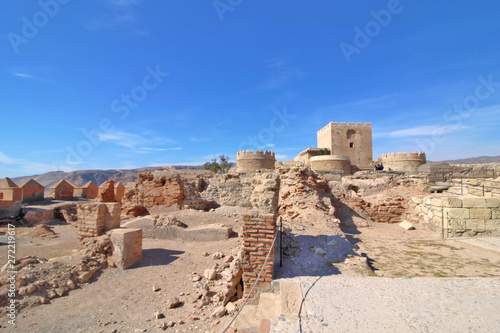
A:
[97,129,175,152]
[86,0,144,30]
[139,147,182,152]
[263,59,303,90]
[0,151,63,176]
[375,125,468,138]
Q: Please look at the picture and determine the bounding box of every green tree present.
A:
[317,148,331,156]
[203,155,233,174]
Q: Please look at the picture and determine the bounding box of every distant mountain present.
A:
[434,156,500,164]
[11,165,204,189]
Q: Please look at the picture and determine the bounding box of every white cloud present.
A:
[0,151,65,177]
[139,147,182,152]
[375,125,468,138]
[97,129,174,149]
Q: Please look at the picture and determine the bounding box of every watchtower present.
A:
[317,122,373,170]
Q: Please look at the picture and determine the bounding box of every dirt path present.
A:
[271,276,500,332]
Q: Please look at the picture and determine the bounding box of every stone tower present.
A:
[317,122,373,170]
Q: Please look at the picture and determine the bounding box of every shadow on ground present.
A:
[132,248,184,268]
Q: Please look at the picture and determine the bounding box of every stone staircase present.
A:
[223,279,305,333]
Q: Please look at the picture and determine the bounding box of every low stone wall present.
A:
[411,195,500,237]
[242,213,276,299]
[122,217,233,241]
[202,173,252,208]
[310,155,351,175]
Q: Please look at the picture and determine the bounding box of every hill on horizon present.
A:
[10,165,204,190]
[433,156,500,164]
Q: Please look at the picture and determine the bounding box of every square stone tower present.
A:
[317,122,373,170]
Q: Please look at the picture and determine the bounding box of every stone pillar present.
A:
[242,213,277,299]
[110,228,143,269]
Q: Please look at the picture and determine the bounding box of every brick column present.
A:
[242,212,277,299]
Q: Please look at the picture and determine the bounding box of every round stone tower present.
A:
[236,150,276,173]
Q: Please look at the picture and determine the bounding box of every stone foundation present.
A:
[110,228,142,269]
[411,195,500,236]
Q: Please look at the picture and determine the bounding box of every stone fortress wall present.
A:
[377,151,426,174]
[309,155,351,175]
[317,122,373,171]
[236,150,276,173]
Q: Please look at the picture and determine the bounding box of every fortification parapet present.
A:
[317,121,372,136]
[236,150,276,173]
[377,151,426,174]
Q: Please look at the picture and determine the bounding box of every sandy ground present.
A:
[4,236,241,332]
[1,206,499,332]
[271,277,500,332]
[344,223,500,278]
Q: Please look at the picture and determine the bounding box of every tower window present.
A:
[349,142,354,148]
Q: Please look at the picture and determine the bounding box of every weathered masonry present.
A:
[241,213,277,299]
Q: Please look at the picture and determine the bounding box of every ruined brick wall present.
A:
[317,122,373,170]
[236,150,276,173]
[377,152,426,175]
[122,171,184,211]
[77,203,121,239]
[242,213,276,299]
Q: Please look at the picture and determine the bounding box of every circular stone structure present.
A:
[376,152,426,174]
[236,150,276,173]
[310,155,351,175]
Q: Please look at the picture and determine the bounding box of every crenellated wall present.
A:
[236,150,276,173]
[317,122,373,170]
[377,151,426,174]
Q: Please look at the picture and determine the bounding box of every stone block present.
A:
[441,197,462,208]
[492,209,500,219]
[462,197,487,208]
[430,198,442,207]
[485,198,500,208]
[411,197,423,204]
[110,228,142,269]
[485,219,500,231]
[466,219,486,231]
[470,208,492,219]
[444,208,470,219]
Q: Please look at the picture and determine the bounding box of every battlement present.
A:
[236,150,276,173]
[377,151,426,174]
[237,150,276,159]
[379,151,426,160]
[317,121,372,135]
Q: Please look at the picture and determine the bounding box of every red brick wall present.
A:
[242,213,277,299]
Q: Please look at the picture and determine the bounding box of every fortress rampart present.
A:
[236,150,276,173]
[310,155,351,175]
[377,151,426,174]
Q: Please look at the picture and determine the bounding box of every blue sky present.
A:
[1,0,500,178]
